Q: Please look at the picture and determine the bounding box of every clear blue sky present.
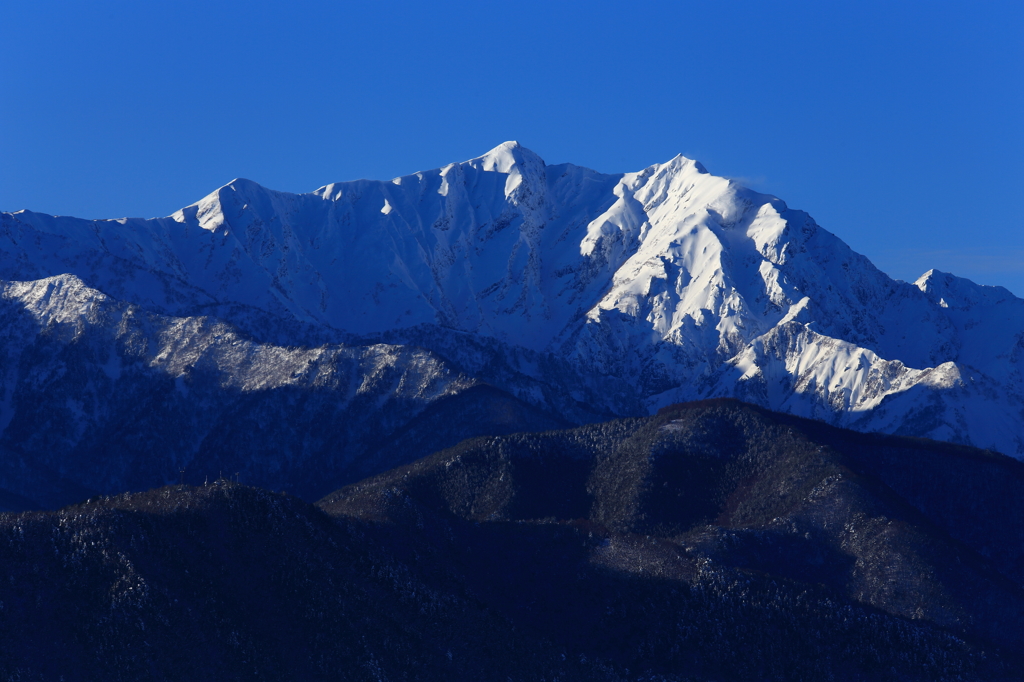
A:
[3,1,1022,294]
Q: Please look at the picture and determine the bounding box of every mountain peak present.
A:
[914,268,944,290]
[220,177,272,197]
[469,141,546,174]
[915,268,1015,309]
[662,152,706,172]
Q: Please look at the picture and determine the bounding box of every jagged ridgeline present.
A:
[4,143,1024,506]
[3,401,1024,680]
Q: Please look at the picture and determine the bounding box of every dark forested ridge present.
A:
[3,399,1024,681]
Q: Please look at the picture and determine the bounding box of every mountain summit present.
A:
[2,143,1024,502]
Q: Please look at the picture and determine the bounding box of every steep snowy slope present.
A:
[3,142,1023,467]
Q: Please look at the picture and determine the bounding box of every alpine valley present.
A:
[2,142,1023,506]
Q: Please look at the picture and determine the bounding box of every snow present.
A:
[4,143,1024,457]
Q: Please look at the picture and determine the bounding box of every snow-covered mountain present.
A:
[3,141,1023,502]
[0,272,575,506]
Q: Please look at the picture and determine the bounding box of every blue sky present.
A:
[3,1,1022,293]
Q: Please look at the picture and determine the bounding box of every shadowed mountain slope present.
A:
[322,399,1024,666]
[4,400,1023,680]
[1,484,606,682]
[0,275,570,508]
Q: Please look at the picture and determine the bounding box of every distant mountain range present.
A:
[4,400,1023,680]
[3,142,1023,505]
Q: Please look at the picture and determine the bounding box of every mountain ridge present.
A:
[3,142,1024,504]
[5,399,1023,681]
